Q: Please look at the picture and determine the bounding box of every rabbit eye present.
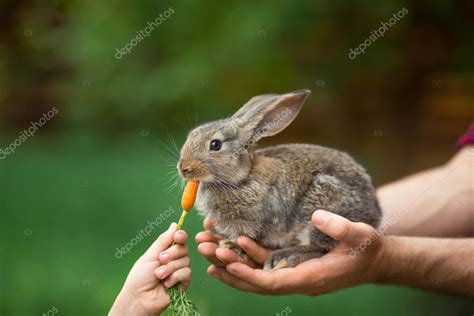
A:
[210,139,222,151]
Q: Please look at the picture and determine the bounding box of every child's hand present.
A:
[110,223,191,316]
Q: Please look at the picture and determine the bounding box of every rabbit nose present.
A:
[178,160,191,175]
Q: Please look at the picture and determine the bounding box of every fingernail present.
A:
[169,222,177,230]
[157,268,165,279]
[313,210,329,225]
[164,280,171,287]
[160,253,170,263]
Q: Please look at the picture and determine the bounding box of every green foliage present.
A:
[1,0,471,132]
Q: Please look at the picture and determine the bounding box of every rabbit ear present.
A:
[231,93,279,119]
[232,89,311,141]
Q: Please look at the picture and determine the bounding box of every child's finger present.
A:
[159,244,188,264]
[174,230,188,244]
[140,223,177,262]
[181,278,191,289]
[163,267,192,288]
[155,257,190,280]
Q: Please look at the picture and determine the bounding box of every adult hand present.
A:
[110,223,192,315]
[195,218,269,268]
[203,210,385,296]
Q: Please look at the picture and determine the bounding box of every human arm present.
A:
[378,146,473,237]
[379,235,474,295]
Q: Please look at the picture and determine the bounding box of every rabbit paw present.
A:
[219,239,248,260]
[264,250,304,271]
[264,247,326,271]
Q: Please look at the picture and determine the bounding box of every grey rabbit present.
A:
[177,89,382,270]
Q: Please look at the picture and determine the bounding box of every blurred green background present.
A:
[0,0,473,315]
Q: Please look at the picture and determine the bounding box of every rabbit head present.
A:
[177,89,311,184]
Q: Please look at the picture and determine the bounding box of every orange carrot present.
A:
[176,180,200,230]
[181,180,200,211]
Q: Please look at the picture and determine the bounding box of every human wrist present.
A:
[109,290,147,316]
[374,236,438,286]
[372,236,402,284]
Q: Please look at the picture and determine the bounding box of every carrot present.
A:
[167,180,201,315]
[181,180,200,211]
[176,180,200,230]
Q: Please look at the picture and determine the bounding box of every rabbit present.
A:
[177,89,382,270]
